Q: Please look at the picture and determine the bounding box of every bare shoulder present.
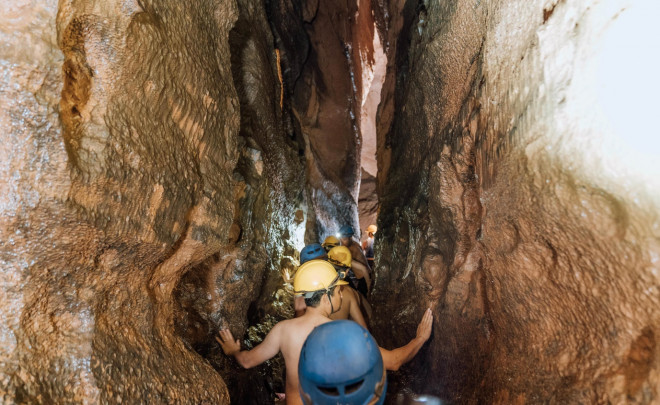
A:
[266,318,302,340]
[275,316,307,338]
[271,318,296,333]
[345,287,359,302]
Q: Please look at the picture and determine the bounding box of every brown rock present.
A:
[0,0,243,402]
[372,0,660,403]
[269,0,373,240]
[4,0,659,404]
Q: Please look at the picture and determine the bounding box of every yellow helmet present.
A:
[328,246,352,268]
[293,260,348,297]
[366,224,377,234]
[322,235,340,250]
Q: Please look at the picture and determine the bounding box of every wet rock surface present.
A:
[372,0,660,403]
[1,0,369,401]
[2,0,659,403]
[0,0,300,402]
[268,0,375,240]
[358,169,378,233]
[173,0,308,402]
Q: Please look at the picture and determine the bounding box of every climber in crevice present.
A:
[217,261,347,405]
[321,235,340,252]
[299,320,386,405]
[327,245,372,326]
[362,224,377,270]
[300,243,327,263]
[294,243,372,325]
[294,243,329,317]
[339,225,372,296]
[217,261,434,404]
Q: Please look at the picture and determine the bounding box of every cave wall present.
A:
[268,0,371,241]
[372,0,660,403]
[172,0,309,402]
[0,0,308,402]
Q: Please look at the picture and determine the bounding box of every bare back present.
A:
[279,313,331,404]
[346,240,369,268]
[328,287,367,328]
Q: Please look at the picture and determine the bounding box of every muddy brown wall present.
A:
[269,0,372,241]
[0,0,309,402]
[372,0,660,403]
[173,0,309,402]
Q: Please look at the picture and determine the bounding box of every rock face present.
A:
[358,169,378,234]
[0,0,307,402]
[3,0,659,403]
[173,0,308,402]
[269,0,374,241]
[372,0,660,403]
[0,0,372,402]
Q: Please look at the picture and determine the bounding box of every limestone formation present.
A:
[371,0,660,403]
[2,0,659,403]
[173,0,308,402]
[268,0,373,241]
[1,0,245,402]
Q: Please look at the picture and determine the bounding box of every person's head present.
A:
[321,235,340,252]
[299,320,386,405]
[293,260,348,313]
[302,286,337,307]
[339,225,354,245]
[327,246,352,279]
[300,243,327,264]
[366,224,377,238]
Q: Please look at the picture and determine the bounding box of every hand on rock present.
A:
[216,329,241,356]
[416,308,433,342]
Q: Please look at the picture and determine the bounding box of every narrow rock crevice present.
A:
[0,0,659,404]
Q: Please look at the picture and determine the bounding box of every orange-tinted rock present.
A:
[172,1,308,402]
[372,0,660,403]
[358,169,378,234]
[268,0,375,240]
[0,0,271,402]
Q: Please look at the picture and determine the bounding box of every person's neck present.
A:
[304,304,332,319]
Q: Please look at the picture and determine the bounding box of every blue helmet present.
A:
[300,243,326,264]
[299,320,386,405]
[339,225,355,237]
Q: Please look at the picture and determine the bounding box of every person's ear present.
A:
[321,292,330,304]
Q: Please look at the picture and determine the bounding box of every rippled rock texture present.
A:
[269,0,377,241]
[371,0,660,403]
[173,0,309,402]
[0,0,308,402]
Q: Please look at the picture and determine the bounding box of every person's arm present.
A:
[379,308,432,371]
[352,245,370,268]
[351,261,372,292]
[216,323,282,369]
[347,290,368,329]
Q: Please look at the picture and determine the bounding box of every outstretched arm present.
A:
[379,308,433,371]
[216,323,282,369]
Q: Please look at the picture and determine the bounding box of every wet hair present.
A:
[304,286,337,308]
